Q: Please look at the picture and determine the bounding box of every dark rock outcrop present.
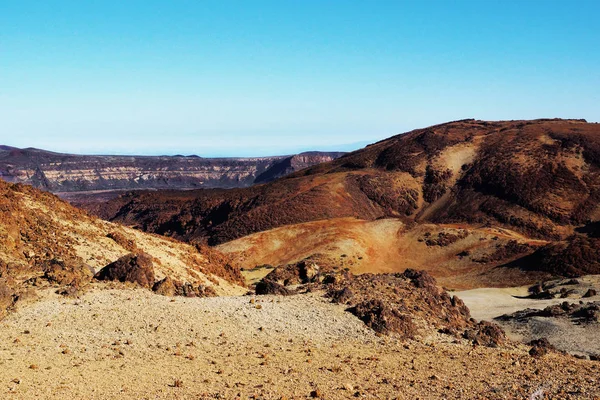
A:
[324,269,501,344]
[95,252,155,288]
[262,259,324,286]
[349,299,417,337]
[255,280,293,296]
[583,289,597,298]
[463,321,506,347]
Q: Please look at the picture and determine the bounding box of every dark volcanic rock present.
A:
[507,235,600,277]
[528,338,556,357]
[583,289,597,298]
[349,299,417,338]
[496,301,600,324]
[324,270,501,344]
[255,280,293,296]
[262,259,324,286]
[328,287,355,305]
[95,252,155,288]
[463,321,506,347]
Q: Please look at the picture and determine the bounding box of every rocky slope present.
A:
[89,119,600,281]
[0,179,246,318]
[0,146,344,194]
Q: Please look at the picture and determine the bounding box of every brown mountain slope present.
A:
[0,179,245,317]
[217,218,550,289]
[90,119,600,248]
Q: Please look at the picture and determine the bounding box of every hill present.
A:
[0,179,246,318]
[87,119,600,282]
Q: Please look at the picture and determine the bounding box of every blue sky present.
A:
[1,0,599,156]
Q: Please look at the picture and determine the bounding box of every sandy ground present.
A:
[455,276,600,357]
[0,288,599,399]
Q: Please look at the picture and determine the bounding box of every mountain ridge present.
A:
[86,118,600,283]
[0,146,344,195]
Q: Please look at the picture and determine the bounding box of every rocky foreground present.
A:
[0,287,598,400]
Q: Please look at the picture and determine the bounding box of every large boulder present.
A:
[95,252,155,288]
[528,338,556,357]
[463,321,506,347]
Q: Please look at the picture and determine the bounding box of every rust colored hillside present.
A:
[88,119,600,279]
[0,179,246,317]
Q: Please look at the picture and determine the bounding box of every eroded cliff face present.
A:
[0,147,344,193]
[254,152,346,183]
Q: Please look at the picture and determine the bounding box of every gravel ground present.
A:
[455,276,600,357]
[0,288,599,399]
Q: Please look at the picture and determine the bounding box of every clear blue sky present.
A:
[1,0,599,156]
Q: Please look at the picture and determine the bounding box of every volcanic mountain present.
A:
[0,146,344,199]
[87,119,600,285]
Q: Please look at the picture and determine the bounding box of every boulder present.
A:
[95,252,155,289]
[528,338,556,357]
[255,279,292,296]
[583,289,597,298]
[328,287,355,305]
[463,321,506,347]
[152,276,177,296]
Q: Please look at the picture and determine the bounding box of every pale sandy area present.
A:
[454,276,600,357]
[0,288,599,399]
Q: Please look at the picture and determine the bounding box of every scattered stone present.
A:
[106,231,137,252]
[153,277,218,297]
[583,289,597,298]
